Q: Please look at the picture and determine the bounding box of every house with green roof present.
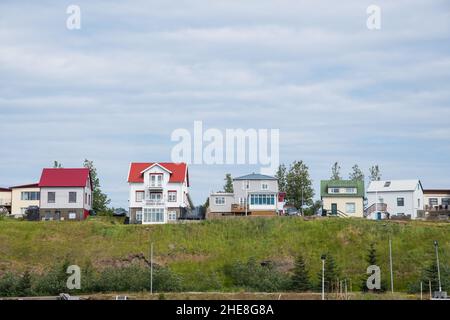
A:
[320,180,365,217]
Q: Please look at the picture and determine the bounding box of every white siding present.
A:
[40,187,86,209]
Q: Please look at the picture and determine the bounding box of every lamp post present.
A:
[434,240,442,292]
[321,254,327,300]
[150,242,154,295]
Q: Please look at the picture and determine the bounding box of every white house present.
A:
[366,180,424,220]
[127,162,191,224]
[208,173,283,217]
[38,168,93,221]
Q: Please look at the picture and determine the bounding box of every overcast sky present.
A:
[0,1,449,207]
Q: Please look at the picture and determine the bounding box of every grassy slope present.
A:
[0,217,448,291]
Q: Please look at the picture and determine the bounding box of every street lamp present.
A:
[434,241,442,292]
[321,254,327,300]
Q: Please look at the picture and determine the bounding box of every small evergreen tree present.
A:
[16,270,33,297]
[360,243,386,293]
[223,174,234,193]
[290,255,311,292]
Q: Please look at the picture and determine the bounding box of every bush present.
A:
[223,258,289,292]
[0,271,34,297]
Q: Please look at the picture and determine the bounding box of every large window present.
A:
[136,210,142,222]
[135,191,144,202]
[429,198,438,206]
[48,192,56,203]
[250,194,275,205]
[397,197,405,207]
[168,191,177,202]
[215,197,225,205]
[21,191,40,201]
[143,208,164,223]
[442,198,450,206]
[69,192,77,203]
[150,174,163,187]
[345,202,356,214]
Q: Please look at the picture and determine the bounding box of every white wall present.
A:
[367,190,423,219]
[40,187,89,210]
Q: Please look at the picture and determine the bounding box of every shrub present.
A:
[224,258,289,292]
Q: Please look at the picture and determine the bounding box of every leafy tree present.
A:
[275,164,287,193]
[223,173,234,193]
[349,164,364,181]
[369,165,382,181]
[53,161,63,168]
[83,159,111,214]
[317,254,340,293]
[330,162,341,180]
[285,161,314,210]
[290,255,312,292]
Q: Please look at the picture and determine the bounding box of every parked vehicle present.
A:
[285,207,299,216]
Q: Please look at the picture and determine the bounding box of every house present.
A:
[10,183,40,217]
[366,180,424,220]
[208,173,282,218]
[127,162,192,224]
[38,168,93,221]
[0,187,12,213]
[320,180,365,218]
[423,189,450,213]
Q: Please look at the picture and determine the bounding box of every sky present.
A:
[0,1,449,208]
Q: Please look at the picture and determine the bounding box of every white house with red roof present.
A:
[127,162,191,224]
[38,168,93,221]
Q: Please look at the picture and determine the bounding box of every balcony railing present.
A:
[147,184,163,189]
[145,200,165,206]
[365,203,388,215]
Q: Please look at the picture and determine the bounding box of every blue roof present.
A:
[233,173,277,181]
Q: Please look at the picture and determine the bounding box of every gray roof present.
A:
[233,173,277,181]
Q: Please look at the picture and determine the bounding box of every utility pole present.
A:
[245,180,248,217]
[389,238,394,294]
[434,241,442,292]
[321,255,326,301]
[150,242,154,295]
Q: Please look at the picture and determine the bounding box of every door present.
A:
[331,203,337,215]
[377,212,382,220]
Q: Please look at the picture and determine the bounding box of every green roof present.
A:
[320,180,365,198]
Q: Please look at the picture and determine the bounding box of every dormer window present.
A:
[384,181,391,187]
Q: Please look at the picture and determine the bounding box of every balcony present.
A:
[147,184,163,190]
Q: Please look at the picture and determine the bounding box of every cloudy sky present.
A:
[0,1,449,207]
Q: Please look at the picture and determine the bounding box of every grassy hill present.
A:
[0,217,448,292]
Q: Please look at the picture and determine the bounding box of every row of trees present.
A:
[53,159,112,215]
[330,162,382,182]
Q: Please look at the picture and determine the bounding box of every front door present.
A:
[331,203,337,215]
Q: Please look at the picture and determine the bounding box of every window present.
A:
[215,197,225,205]
[397,197,405,206]
[345,188,356,194]
[328,188,340,194]
[168,211,177,221]
[69,192,77,203]
[243,182,249,190]
[136,191,144,202]
[150,174,163,187]
[429,198,438,206]
[68,212,76,220]
[442,198,450,206]
[143,208,164,223]
[136,210,142,222]
[168,191,177,202]
[261,183,268,190]
[21,191,40,201]
[384,181,391,187]
[149,193,162,201]
[48,192,56,203]
[418,199,420,207]
[250,194,275,205]
[345,203,356,214]
[85,193,87,204]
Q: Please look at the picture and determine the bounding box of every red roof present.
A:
[39,168,91,188]
[128,162,188,185]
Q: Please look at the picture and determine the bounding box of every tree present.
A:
[285,161,314,210]
[317,254,340,293]
[53,161,63,168]
[223,173,233,193]
[361,243,386,292]
[369,165,382,181]
[275,164,287,193]
[83,159,111,214]
[16,270,33,297]
[330,162,341,180]
[290,255,312,292]
[349,164,364,181]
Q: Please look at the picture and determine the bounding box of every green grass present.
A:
[0,217,448,292]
